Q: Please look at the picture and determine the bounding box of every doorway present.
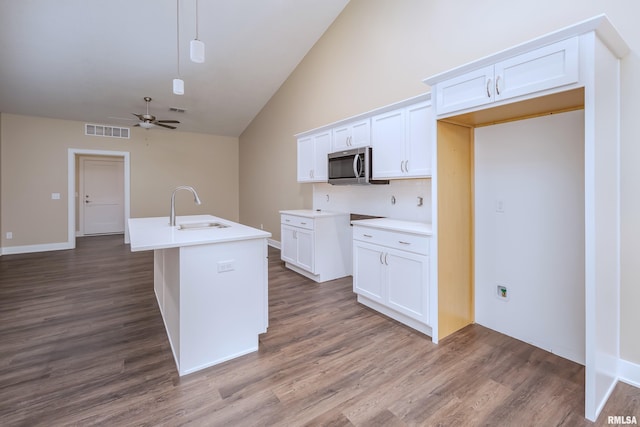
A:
[67,149,131,248]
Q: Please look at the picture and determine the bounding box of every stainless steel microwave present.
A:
[327,147,389,185]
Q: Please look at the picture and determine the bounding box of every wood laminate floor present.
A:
[0,235,638,426]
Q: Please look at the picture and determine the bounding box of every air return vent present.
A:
[85,124,130,139]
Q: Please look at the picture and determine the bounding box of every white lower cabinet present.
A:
[281,224,314,272]
[280,210,351,283]
[353,223,431,335]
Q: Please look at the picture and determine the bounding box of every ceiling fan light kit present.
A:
[133,97,180,130]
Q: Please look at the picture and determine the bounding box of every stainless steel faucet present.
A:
[170,186,202,226]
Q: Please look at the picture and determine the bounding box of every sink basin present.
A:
[177,222,230,230]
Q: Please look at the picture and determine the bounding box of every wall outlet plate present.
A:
[496,284,509,301]
[217,260,235,273]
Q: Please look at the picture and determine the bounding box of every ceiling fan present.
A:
[132,97,180,129]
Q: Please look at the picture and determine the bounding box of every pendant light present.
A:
[173,0,185,95]
[190,0,205,63]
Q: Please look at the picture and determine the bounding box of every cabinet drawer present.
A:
[353,226,429,255]
[281,214,314,230]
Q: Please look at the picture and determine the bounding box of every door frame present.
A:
[68,149,131,248]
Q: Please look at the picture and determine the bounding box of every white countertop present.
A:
[351,218,433,236]
[128,215,272,252]
[279,209,348,218]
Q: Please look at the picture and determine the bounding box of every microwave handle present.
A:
[353,154,361,177]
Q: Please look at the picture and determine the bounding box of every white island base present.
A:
[129,215,270,376]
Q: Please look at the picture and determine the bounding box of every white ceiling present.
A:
[0,0,349,136]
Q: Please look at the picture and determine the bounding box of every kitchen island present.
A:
[128,215,271,376]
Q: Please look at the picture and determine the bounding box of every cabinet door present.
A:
[350,119,371,148]
[495,37,579,102]
[386,250,429,322]
[332,125,351,152]
[404,101,432,178]
[312,131,331,182]
[332,119,371,152]
[371,108,405,179]
[296,228,315,273]
[297,136,315,182]
[353,242,385,303]
[435,65,494,116]
[281,225,298,264]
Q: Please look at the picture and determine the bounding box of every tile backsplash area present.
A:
[312,179,432,223]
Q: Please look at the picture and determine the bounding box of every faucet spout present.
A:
[170,186,202,226]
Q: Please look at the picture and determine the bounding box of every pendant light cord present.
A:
[176,0,180,77]
[195,0,199,40]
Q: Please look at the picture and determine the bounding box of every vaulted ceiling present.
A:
[0,0,349,136]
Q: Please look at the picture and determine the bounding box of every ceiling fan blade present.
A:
[155,123,177,130]
[134,123,141,127]
[157,120,180,124]
[132,113,144,120]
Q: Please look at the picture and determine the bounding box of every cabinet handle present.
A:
[348,136,352,146]
[486,78,492,98]
[285,219,290,222]
[398,241,411,245]
[405,160,409,172]
[300,222,307,225]
[384,253,389,265]
[401,160,407,173]
[379,253,384,264]
[363,234,373,238]
[495,75,501,96]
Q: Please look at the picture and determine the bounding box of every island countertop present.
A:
[128,215,272,252]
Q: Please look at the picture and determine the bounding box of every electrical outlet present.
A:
[496,284,509,301]
[6,232,13,240]
[51,193,61,200]
[217,260,235,273]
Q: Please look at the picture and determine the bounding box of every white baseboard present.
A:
[268,239,280,249]
[619,358,640,388]
[1,241,73,255]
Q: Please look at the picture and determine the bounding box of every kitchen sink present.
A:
[177,222,230,230]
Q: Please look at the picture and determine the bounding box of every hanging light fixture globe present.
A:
[190,0,205,63]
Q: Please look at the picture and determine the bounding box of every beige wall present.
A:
[239,0,640,363]
[0,113,239,248]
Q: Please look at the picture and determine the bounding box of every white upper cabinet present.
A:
[331,118,371,152]
[297,130,331,182]
[295,93,430,183]
[436,37,579,116]
[372,101,432,179]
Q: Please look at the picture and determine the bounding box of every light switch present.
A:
[51,193,61,200]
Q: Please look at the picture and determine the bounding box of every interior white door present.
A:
[81,157,125,235]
